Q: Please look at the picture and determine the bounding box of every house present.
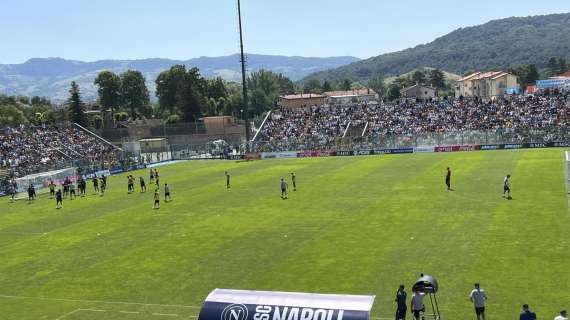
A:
[400,84,437,99]
[455,71,519,99]
[323,88,378,105]
[278,93,327,109]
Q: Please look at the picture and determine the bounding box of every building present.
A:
[278,93,326,109]
[456,71,519,99]
[400,84,437,99]
[323,88,378,105]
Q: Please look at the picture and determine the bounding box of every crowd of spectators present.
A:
[0,125,117,179]
[255,95,570,152]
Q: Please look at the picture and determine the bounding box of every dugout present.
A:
[198,289,375,320]
[138,138,172,163]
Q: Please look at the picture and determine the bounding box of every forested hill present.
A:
[0,54,359,101]
[303,13,570,82]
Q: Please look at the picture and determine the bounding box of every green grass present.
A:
[0,149,569,320]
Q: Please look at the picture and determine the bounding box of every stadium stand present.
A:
[255,95,570,152]
[0,124,118,180]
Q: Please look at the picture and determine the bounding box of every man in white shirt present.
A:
[411,286,425,320]
[470,283,488,320]
[554,310,568,320]
[503,174,511,199]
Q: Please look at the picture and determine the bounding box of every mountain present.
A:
[303,13,570,83]
[0,54,359,102]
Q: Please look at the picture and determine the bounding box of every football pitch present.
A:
[1,149,569,320]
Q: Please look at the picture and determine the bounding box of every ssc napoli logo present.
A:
[221,304,249,320]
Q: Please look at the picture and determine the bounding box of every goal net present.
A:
[15,167,78,193]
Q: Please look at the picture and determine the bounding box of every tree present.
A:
[322,80,333,92]
[303,78,321,93]
[120,70,150,119]
[0,105,28,126]
[386,84,401,101]
[207,77,228,100]
[247,69,281,115]
[428,69,445,89]
[67,81,88,126]
[341,79,352,91]
[177,68,207,122]
[155,65,207,121]
[156,65,187,114]
[94,71,122,118]
[367,75,385,98]
[411,70,426,85]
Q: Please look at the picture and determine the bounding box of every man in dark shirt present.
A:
[520,304,536,320]
[445,167,452,191]
[56,189,63,209]
[395,284,407,320]
[225,171,231,189]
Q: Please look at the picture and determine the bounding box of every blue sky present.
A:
[2,0,570,64]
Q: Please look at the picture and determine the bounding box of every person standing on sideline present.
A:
[410,286,425,320]
[555,310,568,320]
[225,171,231,189]
[281,178,288,199]
[291,172,297,191]
[445,167,452,191]
[520,304,537,320]
[395,284,407,320]
[470,283,487,320]
[503,174,512,199]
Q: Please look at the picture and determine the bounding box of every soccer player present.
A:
[470,283,488,320]
[445,167,452,191]
[79,177,86,197]
[503,174,512,199]
[410,286,425,320]
[93,175,99,193]
[554,310,568,320]
[280,178,288,199]
[27,184,36,201]
[9,182,17,203]
[395,284,407,320]
[127,175,134,194]
[140,176,146,193]
[520,304,536,320]
[164,183,171,202]
[56,188,63,209]
[100,176,106,196]
[225,171,231,189]
[150,169,155,184]
[48,180,56,198]
[291,172,297,191]
[69,183,76,200]
[153,189,160,209]
[63,178,69,198]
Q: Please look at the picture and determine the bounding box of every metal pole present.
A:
[237,0,251,151]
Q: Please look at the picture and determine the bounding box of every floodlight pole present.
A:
[237,0,251,151]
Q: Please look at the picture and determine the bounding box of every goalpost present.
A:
[15,167,78,194]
